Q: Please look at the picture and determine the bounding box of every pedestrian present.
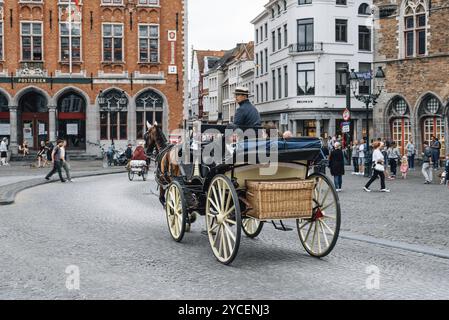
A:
[430,136,441,170]
[60,140,72,182]
[45,139,66,183]
[0,137,9,166]
[422,142,433,184]
[37,141,48,168]
[18,141,29,157]
[406,139,416,170]
[444,154,449,187]
[358,139,365,176]
[387,142,401,179]
[381,140,390,177]
[46,141,54,164]
[400,155,409,179]
[351,140,359,174]
[364,141,390,193]
[329,142,345,192]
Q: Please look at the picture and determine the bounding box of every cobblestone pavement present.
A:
[1,174,448,299]
[337,168,449,251]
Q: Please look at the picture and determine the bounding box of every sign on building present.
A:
[280,113,288,126]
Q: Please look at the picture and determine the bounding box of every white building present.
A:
[252,0,374,140]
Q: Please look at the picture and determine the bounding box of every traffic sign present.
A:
[342,121,351,133]
[343,108,351,121]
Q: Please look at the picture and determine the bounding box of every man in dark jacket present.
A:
[233,87,261,127]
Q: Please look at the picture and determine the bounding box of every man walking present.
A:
[45,140,66,183]
[430,136,441,169]
[0,137,9,166]
[60,140,72,182]
[422,142,433,184]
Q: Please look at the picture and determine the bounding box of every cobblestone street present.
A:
[1,172,448,299]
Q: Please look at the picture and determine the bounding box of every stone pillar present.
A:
[316,119,322,138]
[128,101,136,143]
[48,106,57,142]
[9,106,18,154]
[292,120,297,137]
[328,117,336,137]
[356,118,363,141]
[86,103,99,156]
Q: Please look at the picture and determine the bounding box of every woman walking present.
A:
[329,142,345,192]
[364,141,390,193]
[358,139,365,175]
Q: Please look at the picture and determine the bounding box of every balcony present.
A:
[288,42,324,55]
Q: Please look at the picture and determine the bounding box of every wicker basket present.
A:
[245,179,314,220]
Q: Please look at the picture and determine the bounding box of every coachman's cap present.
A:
[234,87,249,96]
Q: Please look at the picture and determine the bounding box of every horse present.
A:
[144,122,181,204]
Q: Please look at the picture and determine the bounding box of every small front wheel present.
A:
[242,218,264,238]
[128,170,134,181]
[165,181,187,242]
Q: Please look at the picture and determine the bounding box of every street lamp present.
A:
[349,66,386,177]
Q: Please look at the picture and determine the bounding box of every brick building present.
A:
[374,0,448,157]
[0,0,187,156]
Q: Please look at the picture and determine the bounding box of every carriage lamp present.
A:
[349,66,386,177]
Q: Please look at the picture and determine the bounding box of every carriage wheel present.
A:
[165,181,187,242]
[297,173,341,258]
[128,170,135,181]
[242,218,264,238]
[206,175,242,265]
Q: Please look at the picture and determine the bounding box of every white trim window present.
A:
[138,24,159,63]
[102,23,124,62]
[404,0,427,57]
[0,22,3,61]
[138,0,159,5]
[21,22,43,61]
[60,22,81,62]
[101,0,123,5]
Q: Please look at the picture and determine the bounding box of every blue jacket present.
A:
[445,159,449,173]
[233,99,261,127]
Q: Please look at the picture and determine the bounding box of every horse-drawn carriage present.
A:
[150,122,341,265]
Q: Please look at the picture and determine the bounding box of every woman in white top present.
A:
[364,141,390,193]
[358,139,365,175]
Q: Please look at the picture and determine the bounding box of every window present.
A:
[358,62,371,94]
[297,63,315,96]
[101,0,124,4]
[21,22,43,61]
[272,70,276,100]
[284,66,288,98]
[298,0,312,4]
[278,28,282,50]
[278,68,282,99]
[256,29,259,44]
[137,0,160,5]
[102,23,123,62]
[260,51,264,75]
[256,85,259,103]
[284,0,287,10]
[272,31,276,52]
[60,22,81,62]
[265,81,269,101]
[297,19,314,51]
[264,48,268,73]
[260,83,264,103]
[404,2,427,57]
[358,26,371,51]
[358,3,371,15]
[335,62,348,95]
[394,98,408,115]
[336,0,347,5]
[256,53,259,76]
[139,24,159,63]
[271,9,275,19]
[336,19,348,42]
[284,25,288,47]
[136,90,164,139]
[264,23,268,39]
[0,22,3,60]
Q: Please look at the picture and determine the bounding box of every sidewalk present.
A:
[0,160,126,205]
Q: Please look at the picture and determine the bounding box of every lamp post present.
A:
[349,66,386,177]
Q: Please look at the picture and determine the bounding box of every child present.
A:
[400,155,409,179]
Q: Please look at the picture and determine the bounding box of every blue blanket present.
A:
[236,138,321,152]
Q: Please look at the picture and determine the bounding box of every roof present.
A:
[207,42,254,74]
[192,50,227,73]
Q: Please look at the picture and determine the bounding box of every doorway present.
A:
[57,91,87,150]
[18,91,49,150]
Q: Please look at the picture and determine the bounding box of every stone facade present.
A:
[374,0,449,157]
[0,0,187,155]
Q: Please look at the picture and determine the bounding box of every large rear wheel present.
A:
[165,181,187,242]
[205,175,242,265]
[297,173,341,258]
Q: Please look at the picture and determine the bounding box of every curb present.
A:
[0,170,126,205]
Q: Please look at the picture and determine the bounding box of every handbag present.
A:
[374,163,385,172]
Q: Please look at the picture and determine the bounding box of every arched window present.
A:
[419,94,445,157]
[358,3,371,15]
[19,92,48,113]
[135,90,164,139]
[0,94,8,112]
[403,0,428,57]
[389,97,411,154]
[58,92,86,113]
[99,89,128,141]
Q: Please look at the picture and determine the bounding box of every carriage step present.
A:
[271,221,294,232]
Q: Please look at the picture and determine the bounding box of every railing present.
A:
[288,42,324,54]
